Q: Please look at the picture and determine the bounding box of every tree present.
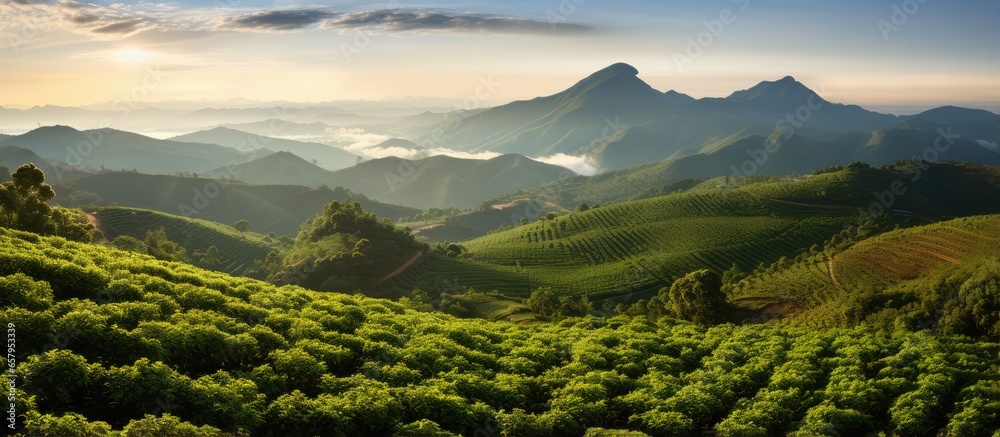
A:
[0,163,55,233]
[193,246,222,270]
[233,219,252,232]
[520,217,530,226]
[0,164,92,241]
[112,235,148,253]
[576,203,590,212]
[667,269,726,324]
[526,287,593,320]
[0,165,9,183]
[445,243,464,257]
[49,208,94,243]
[144,228,188,262]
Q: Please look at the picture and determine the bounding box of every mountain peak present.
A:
[597,63,639,77]
[725,76,823,104]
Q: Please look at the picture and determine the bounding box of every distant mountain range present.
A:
[0,125,250,177]
[414,63,691,156]
[412,63,999,172]
[217,152,570,209]
[170,127,359,170]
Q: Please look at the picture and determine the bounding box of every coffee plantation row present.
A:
[2,227,998,436]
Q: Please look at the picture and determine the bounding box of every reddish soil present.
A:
[374,251,423,285]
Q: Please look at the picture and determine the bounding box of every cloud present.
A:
[533,153,598,175]
[322,9,594,35]
[222,9,335,32]
[91,18,149,35]
[0,0,158,38]
[3,1,593,41]
[320,127,502,161]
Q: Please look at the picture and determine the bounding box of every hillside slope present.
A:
[92,206,277,277]
[732,215,1000,334]
[385,163,1000,301]
[51,172,419,235]
[327,153,571,209]
[202,151,338,188]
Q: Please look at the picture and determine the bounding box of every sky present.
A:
[2,0,999,114]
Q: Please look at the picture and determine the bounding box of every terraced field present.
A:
[732,215,1000,326]
[832,217,1000,290]
[386,188,857,299]
[93,207,277,276]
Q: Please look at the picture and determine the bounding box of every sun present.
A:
[117,49,152,63]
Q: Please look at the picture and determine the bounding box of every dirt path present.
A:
[374,251,423,285]
[85,212,100,229]
[827,256,842,288]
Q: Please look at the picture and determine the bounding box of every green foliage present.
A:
[269,201,425,291]
[232,219,251,233]
[112,235,147,253]
[525,287,593,320]
[95,207,277,278]
[0,273,54,311]
[144,227,188,263]
[667,270,725,324]
[20,412,114,437]
[192,246,222,270]
[0,163,92,242]
[1,227,997,436]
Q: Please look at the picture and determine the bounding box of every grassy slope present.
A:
[2,227,996,436]
[92,207,277,276]
[384,164,1000,303]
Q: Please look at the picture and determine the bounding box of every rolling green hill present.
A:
[325,153,571,209]
[51,172,419,235]
[1,226,996,436]
[171,127,359,171]
[203,151,338,188]
[384,163,1000,303]
[401,199,570,243]
[491,132,1000,209]
[91,207,278,277]
[0,145,55,178]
